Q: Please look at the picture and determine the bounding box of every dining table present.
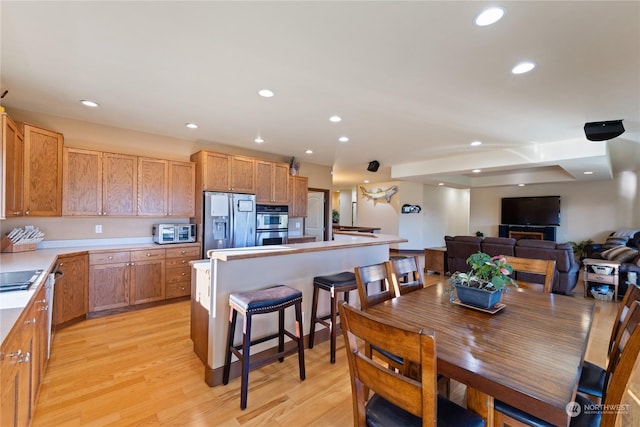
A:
[364,281,596,426]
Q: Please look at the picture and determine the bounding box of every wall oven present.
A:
[256,205,288,245]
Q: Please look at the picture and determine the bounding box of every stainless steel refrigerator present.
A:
[203,192,256,256]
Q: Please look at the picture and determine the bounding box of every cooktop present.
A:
[0,270,43,293]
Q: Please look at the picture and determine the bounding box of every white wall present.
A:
[422,185,470,248]
[357,181,400,237]
[470,171,640,243]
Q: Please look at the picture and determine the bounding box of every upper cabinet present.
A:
[2,113,24,218]
[191,151,255,194]
[63,148,137,216]
[289,176,308,217]
[137,157,195,217]
[255,160,289,204]
[22,124,63,216]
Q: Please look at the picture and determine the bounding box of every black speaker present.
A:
[584,120,625,141]
[367,160,380,172]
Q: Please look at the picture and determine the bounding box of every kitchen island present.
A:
[191,232,406,386]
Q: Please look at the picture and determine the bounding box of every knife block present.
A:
[1,237,37,253]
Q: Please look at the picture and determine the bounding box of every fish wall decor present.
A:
[360,185,398,204]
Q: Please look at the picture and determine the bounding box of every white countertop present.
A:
[0,241,202,344]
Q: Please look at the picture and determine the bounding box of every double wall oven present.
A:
[256,205,288,246]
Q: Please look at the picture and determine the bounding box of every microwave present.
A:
[153,224,196,244]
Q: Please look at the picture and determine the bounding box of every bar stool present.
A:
[308,271,357,363]
[222,285,305,410]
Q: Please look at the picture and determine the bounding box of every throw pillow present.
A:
[633,254,640,267]
[604,236,629,248]
[601,246,639,263]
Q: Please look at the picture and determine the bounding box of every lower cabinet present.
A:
[130,249,165,305]
[165,246,200,298]
[1,283,48,427]
[89,251,131,312]
[53,253,89,325]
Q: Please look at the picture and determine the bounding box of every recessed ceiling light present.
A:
[518,183,526,187]
[80,99,99,108]
[305,149,313,154]
[475,7,505,26]
[512,62,535,74]
[470,141,482,146]
[329,115,342,123]
[584,171,594,175]
[185,122,198,129]
[258,89,274,98]
[364,180,370,184]
[472,169,482,173]
[338,136,349,143]
[438,182,444,186]
[254,136,264,143]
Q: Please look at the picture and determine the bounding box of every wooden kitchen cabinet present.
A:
[54,253,89,325]
[89,251,131,312]
[130,249,165,305]
[63,148,137,216]
[230,155,256,193]
[165,246,200,299]
[2,113,25,218]
[31,285,49,414]
[137,157,195,217]
[191,150,255,193]
[22,124,63,216]
[256,160,289,204]
[288,175,308,217]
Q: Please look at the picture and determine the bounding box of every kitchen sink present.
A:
[0,269,43,293]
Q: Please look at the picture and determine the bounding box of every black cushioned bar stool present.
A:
[222,285,305,410]
[308,271,357,363]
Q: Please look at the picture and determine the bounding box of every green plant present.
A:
[445,252,517,298]
[332,209,339,224]
[569,239,593,259]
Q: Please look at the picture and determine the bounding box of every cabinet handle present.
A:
[181,250,186,254]
[181,272,187,276]
[8,349,22,358]
[146,253,151,257]
[59,262,65,267]
[130,262,135,266]
[25,210,30,215]
[24,318,36,324]
[36,299,47,304]
[38,305,49,312]
[18,352,30,363]
[108,256,113,260]
[181,260,186,264]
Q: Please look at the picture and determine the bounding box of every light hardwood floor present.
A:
[33,269,638,426]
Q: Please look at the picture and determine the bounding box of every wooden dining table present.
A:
[364,282,596,426]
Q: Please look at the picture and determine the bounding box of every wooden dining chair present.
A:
[354,262,397,310]
[386,255,424,296]
[579,296,640,401]
[337,301,485,427]
[503,256,556,293]
[494,300,640,427]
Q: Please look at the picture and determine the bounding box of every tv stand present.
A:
[499,225,556,241]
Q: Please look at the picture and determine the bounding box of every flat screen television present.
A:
[501,196,561,226]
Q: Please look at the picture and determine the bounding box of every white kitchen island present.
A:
[190,232,406,386]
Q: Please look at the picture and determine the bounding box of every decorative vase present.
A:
[290,168,298,176]
[454,284,503,309]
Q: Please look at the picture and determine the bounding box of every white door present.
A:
[306,191,325,242]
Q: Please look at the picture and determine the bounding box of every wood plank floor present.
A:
[33,269,638,426]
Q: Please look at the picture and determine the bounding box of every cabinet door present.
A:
[168,160,195,217]
[103,152,137,216]
[31,286,48,415]
[202,151,231,191]
[3,114,24,217]
[255,160,274,203]
[230,156,255,193]
[272,162,290,204]
[54,253,89,325]
[130,259,165,305]
[137,157,168,216]
[290,176,308,217]
[62,147,102,216]
[23,124,63,216]
[89,262,130,312]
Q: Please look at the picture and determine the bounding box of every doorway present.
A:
[306,189,329,241]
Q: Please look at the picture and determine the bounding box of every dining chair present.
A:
[579,294,640,400]
[337,301,485,427]
[503,256,556,293]
[494,300,640,427]
[355,262,397,310]
[386,255,424,296]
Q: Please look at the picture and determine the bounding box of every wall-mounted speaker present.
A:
[584,120,625,141]
[367,160,380,172]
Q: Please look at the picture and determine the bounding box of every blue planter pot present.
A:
[455,284,503,309]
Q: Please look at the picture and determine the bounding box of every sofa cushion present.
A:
[481,237,516,257]
[604,236,629,248]
[601,246,639,263]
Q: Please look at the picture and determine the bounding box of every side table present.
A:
[583,258,620,300]
[423,247,448,275]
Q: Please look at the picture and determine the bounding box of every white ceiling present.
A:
[1,1,639,190]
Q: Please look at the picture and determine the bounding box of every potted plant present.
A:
[289,156,300,176]
[445,252,516,309]
[569,239,593,263]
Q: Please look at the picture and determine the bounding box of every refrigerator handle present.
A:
[229,197,235,248]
